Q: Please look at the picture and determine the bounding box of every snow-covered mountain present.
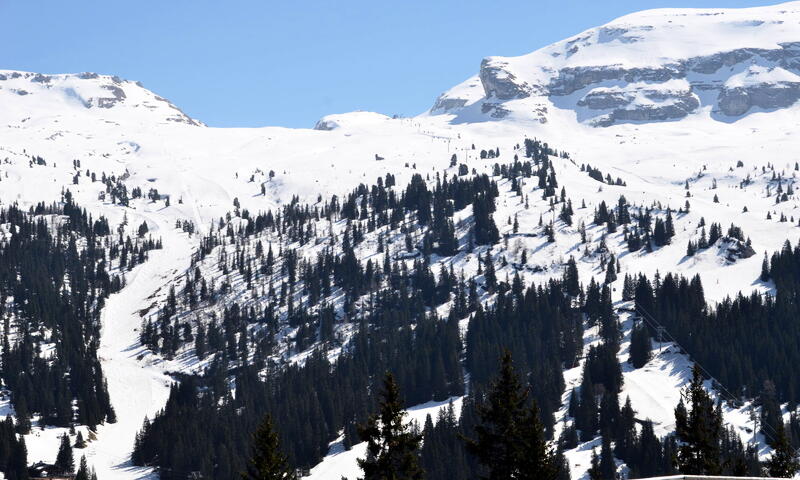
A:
[0,70,200,127]
[2,2,800,480]
[430,1,800,126]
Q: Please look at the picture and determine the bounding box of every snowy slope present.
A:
[2,2,800,479]
[429,1,800,125]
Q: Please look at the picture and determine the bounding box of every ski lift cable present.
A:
[632,302,792,451]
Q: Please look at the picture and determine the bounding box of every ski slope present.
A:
[1,1,800,478]
[82,213,194,479]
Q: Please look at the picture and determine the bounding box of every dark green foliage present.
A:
[674,366,722,475]
[599,433,617,479]
[419,403,472,480]
[0,417,28,480]
[766,422,799,478]
[473,193,499,246]
[465,352,558,480]
[242,415,296,480]
[55,433,75,475]
[628,323,651,369]
[133,295,463,478]
[357,373,422,480]
[632,242,800,406]
[0,199,153,432]
[75,456,89,480]
[466,279,579,436]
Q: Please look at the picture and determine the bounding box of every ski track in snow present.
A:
[83,214,194,479]
[3,3,800,477]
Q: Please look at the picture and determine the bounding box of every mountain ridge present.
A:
[1,3,800,480]
[430,0,800,126]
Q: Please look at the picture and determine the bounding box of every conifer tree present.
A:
[75,456,90,480]
[628,323,651,369]
[358,373,423,480]
[674,366,722,475]
[766,422,799,478]
[483,251,497,292]
[599,433,617,479]
[8,435,28,480]
[564,257,580,297]
[55,433,75,475]
[587,450,602,480]
[465,351,557,480]
[761,252,771,282]
[74,431,86,449]
[519,401,558,480]
[604,258,617,284]
[242,415,296,480]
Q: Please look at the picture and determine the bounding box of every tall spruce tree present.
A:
[674,366,722,475]
[8,435,28,480]
[75,456,90,480]
[242,415,296,480]
[357,373,423,480]
[766,422,799,478]
[628,323,651,369]
[465,351,558,480]
[599,433,617,479]
[54,433,75,475]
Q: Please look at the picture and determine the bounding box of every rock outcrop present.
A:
[430,3,800,127]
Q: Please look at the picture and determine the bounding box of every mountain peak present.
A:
[430,1,800,126]
[0,69,202,127]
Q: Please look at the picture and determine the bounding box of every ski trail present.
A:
[83,213,195,479]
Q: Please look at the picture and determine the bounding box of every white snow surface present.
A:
[2,2,800,478]
[726,65,800,88]
[307,397,463,480]
[82,216,194,479]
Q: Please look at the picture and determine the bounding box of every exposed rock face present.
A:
[479,58,532,100]
[577,82,699,125]
[313,120,336,131]
[578,90,631,110]
[431,4,800,127]
[718,82,800,116]
[480,102,511,119]
[95,85,127,108]
[431,96,469,112]
[717,237,756,263]
[549,64,685,96]
[0,70,202,126]
[472,44,800,126]
[594,98,700,127]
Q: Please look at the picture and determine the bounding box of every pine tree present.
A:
[554,448,571,480]
[604,257,617,284]
[75,456,90,480]
[761,252,771,282]
[8,435,28,480]
[483,251,497,292]
[519,402,558,480]
[242,415,296,480]
[358,373,423,480]
[599,433,617,479]
[74,431,87,449]
[587,450,602,480]
[564,257,580,297]
[674,366,722,475]
[766,422,799,478]
[465,351,557,480]
[628,323,651,369]
[55,433,75,475]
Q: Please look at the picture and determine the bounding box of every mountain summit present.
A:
[0,70,201,127]
[430,1,800,126]
[2,4,800,480]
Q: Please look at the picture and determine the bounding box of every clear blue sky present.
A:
[2,0,780,128]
